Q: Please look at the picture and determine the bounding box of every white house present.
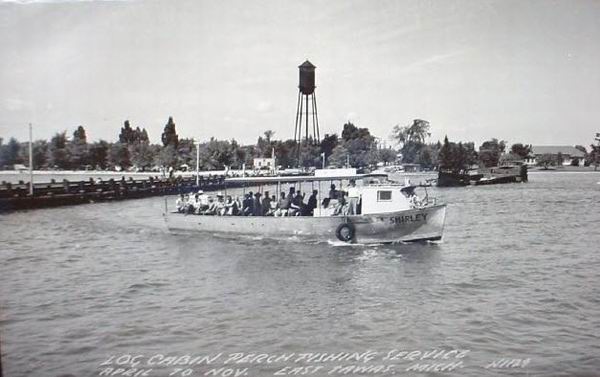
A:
[253,157,276,171]
[526,146,586,166]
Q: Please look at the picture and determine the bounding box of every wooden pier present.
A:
[0,175,232,211]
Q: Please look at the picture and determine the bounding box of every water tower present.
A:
[294,60,320,159]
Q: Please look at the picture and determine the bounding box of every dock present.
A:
[0,175,231,211]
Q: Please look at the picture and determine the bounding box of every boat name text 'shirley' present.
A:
[388,213,428,225]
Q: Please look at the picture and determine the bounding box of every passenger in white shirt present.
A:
[346,179,360,215]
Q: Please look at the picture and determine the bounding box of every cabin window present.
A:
[377,190,392,201]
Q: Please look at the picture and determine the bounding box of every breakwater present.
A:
[0,175,230,211]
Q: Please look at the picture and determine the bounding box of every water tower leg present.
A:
[313,93,320,141]
[305,94,309,145]
[294,91,302,144]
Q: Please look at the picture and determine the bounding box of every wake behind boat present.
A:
[164,171,447,244]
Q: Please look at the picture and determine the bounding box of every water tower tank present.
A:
[298,60,316,95]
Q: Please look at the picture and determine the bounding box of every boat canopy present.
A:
[224,173,388,185]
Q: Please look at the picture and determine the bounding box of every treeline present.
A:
[0,117,395,171]
[3,116,597,172]
[389,119,594,172]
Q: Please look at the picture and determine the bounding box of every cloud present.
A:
[346,112,359,123]
[398,50,467,74]
[256,101,273,114]
[1,0,132,3]
[3,98,30,111]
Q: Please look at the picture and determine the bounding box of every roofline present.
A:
[225,173,387,184]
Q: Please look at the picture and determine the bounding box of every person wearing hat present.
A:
[242,192,254,216]
[252,192,263,216]
[197,189,209,213]
[215,192,226,215]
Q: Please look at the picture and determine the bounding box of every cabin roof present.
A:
[225,173,387,184]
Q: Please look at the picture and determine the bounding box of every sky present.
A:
[1,0,599,148]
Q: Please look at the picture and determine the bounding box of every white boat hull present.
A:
[165,204,447,244]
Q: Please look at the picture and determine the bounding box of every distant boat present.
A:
[165,172,447,244]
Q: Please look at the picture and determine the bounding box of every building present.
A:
[526,146,586,166]
[253,157,276,171]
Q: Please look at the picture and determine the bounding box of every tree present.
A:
[47,132,70,169]
[588,144,600,170]
[537,154,555,169]
[479,138,506,167]
[416,146,433,168]
[119,120,135,144]
[510,143,532,160]
[32,140,49,169]
[378,148,397,165]
[263,130,275,144]
[438,136,453,170]
[391,119,431,163]
[392,119,431,146]
[328,144,350,167]
[154,144,177,169]
[129,142,156,171]
[68,125,89,169]
[161,116,179,147]
[107,143,131,170]
[320,134,339,160]
[0,137,21,168]
[89,141,110,170]
[437,136,477,173]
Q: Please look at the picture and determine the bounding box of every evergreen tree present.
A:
[438,136,453,170]
[161,116,179,147]
[69,125,89,169]
[119,120,135,144]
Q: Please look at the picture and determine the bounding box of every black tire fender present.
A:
[335,222,355,242]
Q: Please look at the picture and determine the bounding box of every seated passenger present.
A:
[329,184,338,200]
[253,192,263,216]
[267,195,277,216]
[261,191,272,216]
[215,192,226,215]
[289,191,304,216]
[204,197,217,215]
[333,192,348,216]
[304,189,318,216]
[176,194,185,213]
[187,194,199,214]
[286,187,295,205]
[234,196,243,215]
[242,193,254,216]
[197,190,210,213]
[274,191,289,217]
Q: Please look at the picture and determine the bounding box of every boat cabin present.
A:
[224,172,426,217]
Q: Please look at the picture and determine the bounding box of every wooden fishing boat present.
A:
[164,172,447,244]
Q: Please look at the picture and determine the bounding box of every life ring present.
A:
[335,222,355,242]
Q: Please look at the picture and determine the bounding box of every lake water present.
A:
[1,172,599,377]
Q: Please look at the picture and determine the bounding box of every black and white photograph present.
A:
[1,0,599,376]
